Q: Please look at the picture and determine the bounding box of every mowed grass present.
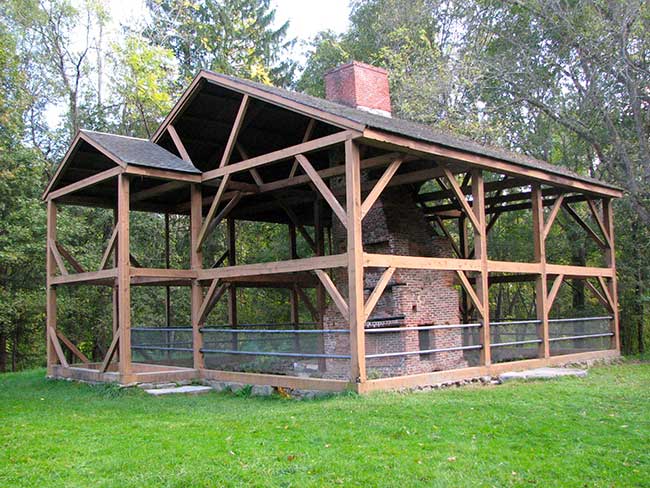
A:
[1,360,649,487]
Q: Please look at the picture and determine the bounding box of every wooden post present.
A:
[603,198,620,351]
[458,215,470,323]
[227,218,238,350]
[112,209,119,338]
[190,184,204,370]
[288,223,300,351]
[472,169,491,365]
[345,139,366,383]
[315,199,327,371]
[46,200,57,375]
[532,184,550,358]
[117,174,132,381]
[164,213,171,327]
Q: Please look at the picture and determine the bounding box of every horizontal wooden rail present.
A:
[51,268,117,286]
[198,253,348,281]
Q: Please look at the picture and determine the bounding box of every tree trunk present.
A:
[0,331,6,373]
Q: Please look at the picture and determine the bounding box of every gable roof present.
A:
[188,70,620,192]
[81,130,200,173]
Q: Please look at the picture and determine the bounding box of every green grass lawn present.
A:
[1,359,649,487]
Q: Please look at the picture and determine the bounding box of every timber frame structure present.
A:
[42,69,623,392]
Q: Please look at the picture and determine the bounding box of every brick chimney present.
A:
[324,61,392,117]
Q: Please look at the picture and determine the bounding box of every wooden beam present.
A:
[545,263,614,278]
[546,274,564,313]
[131,181,186,203]
[363,253,482,272]
[472,169,491,365]
[296,154,348,228]
[274,196,317,252]
[219,94,249,168]
[167,124,191,162]
[198,253,348,281]
[597,276,615,313]
[455,270,484,319]
[360,158,403,218]
[561,202,607,249]
[48,327,68,368]
[314,270,349,319]
[190,184,204,369]
[587,198,613,248]
[124,165,201,183]
[55,242,84,273]
[117,174,132,380]
[99,225,119,271]
[202,130,359,182]
[46,201,57,374]
[56,330,90,364]
[363,267,395,321]
[288,118,317,178]
[584,279,611,310]
[361,128,623,198]
[441,164,481,230]
[47,166,122,201]
[226,218,238,335]
[49,238,68,276]
[196,174,230,251]
[296,287,320,322]
[198,279,224,324]
[204,191,242,240]
[602,199,619,350]
[532,184,550,358]
[100,330,120,373]
[345,139,366,382]
[543,194,565,241]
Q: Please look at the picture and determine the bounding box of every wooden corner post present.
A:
[471,169,491,365]
[603,198,620,351]
[117,174,133,381]
[345,139,366,383]
[46,200,57,375]
[532,184,550,358]
[190,184,205,369]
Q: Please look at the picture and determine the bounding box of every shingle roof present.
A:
[207,71,621,191]
[81,130,200,174]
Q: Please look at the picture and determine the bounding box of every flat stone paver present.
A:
[499,367,587,382]
[145,385,212,396]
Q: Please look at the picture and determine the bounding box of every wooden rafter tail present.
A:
[363,267,396,321]
[49,238,68,276]
[454,270,484,319]
[296,154,348,228]
[55,330,90,364]
[439,163,481,231]
[314,269,349,320]
[100,330,120,373]
[55,241,85,273]
[99,226,119,270]
[48,327,69,368]
[360,158,403,218]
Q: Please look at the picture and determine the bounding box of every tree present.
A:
[144,0,296,86]
[110,35,177,138]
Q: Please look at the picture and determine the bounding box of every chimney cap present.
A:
[324,60,389,77]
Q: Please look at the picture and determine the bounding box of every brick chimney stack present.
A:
[324,61,392,117]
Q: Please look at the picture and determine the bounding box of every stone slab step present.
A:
[499,367,587,382]
[145,385,212,396]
